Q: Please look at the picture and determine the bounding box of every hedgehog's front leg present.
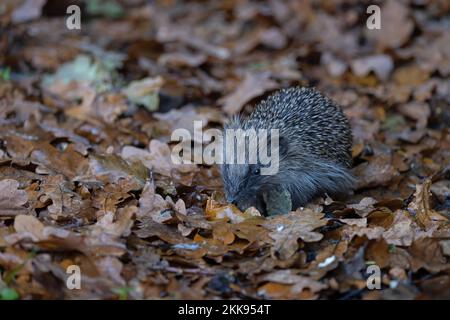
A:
[262,186,292,216]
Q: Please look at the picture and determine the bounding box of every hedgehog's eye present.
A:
[252,168,260,175]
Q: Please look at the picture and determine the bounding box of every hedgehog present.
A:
[220,87,355,216]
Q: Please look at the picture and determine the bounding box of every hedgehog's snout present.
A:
[230,190,266,214]
[226,193,237,205]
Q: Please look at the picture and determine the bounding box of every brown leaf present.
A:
[205,198,261,224]
[382,210,415,246]
[157,25,230,59]
[122,140,197,184]
[408,179,448,230]
[11,0,46,24]
[263,209,328,260]
[37,175,84,219]
[82,153,147,188]
[212,221,235,245]
[408,238,449,273]
[93,206,136,238]
[0,179,28,216]
[219,72,278,115]
[158,52,207,68]
[31,143,89,180]
[350,55,393,81]
[14,214,45,241]
[354,154,398,189]
[347,197,377,217]
[137,181,170,222]
[365,0,414,49]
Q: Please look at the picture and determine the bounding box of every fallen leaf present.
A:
[365,0,414,49]
[137,181,170,222]
[121,139,197,183]
[11,0,46,24]
[350,55,393,81]
[354,154,398,189]
[408,179,448,229]
[263,209,328,260]
[219,72,278,115]
[205,198,261,224]
[14,215,45,241]
[122,76,164,112]
[0,179,28,216]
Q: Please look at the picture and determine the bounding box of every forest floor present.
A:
[0,0,449,299]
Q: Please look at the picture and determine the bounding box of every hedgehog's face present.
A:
[220,162,266,213]
[220,132,288,214]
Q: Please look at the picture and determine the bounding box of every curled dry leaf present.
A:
[137,181,171,222]
[347,197,377,217]
[93,206,136,238]
[408,179,448,230]
[205,198,261,224]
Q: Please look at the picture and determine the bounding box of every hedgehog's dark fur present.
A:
[220,87,355,215]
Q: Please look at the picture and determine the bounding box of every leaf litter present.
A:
[0,0,449,300]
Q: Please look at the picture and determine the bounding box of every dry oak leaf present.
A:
[212,221,236,246]
[82,153,147,188]
[342,210,415,246]
[122,139,196,179]
[408,179,448,230]
[205,198,261,224]
[262,209,328,260]
[382,210,415,246]
[11,215,126,257]
[0,179,28,216]
[137,181,187,225]
[259,270,327,295]
[347,197,377,217]
[408,238,449,273]
[31,143,89,180]
[93,206,136,238]
[219,72,278,115]
[38,175,83,219]
[257,275,326,300]
[137,181,171,222]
